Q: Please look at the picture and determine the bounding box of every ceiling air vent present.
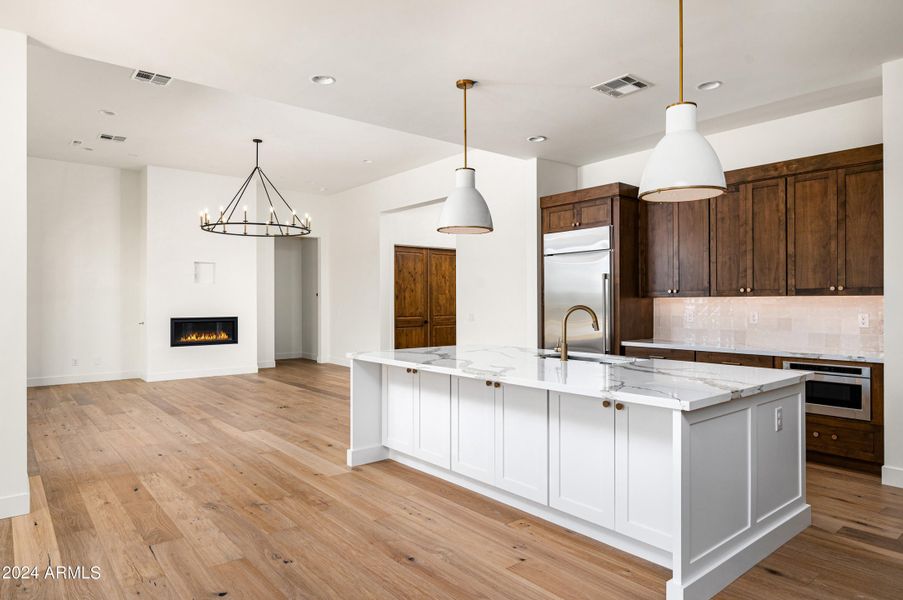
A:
[591,74,652,98]
[98,133,127,142]
[131,69,172,86]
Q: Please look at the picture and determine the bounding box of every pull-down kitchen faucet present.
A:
[559,305,600,362]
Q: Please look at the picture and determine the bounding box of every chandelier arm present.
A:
[222,167,257,224]
[258,168,297,218]
[257,169,287,235]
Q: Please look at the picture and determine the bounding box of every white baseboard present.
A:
[300,352,318,361]
[275,352,303,360]
[0,490,30,519]
[143,365,258,382]
[258,360,276,369]
[882,464,903,488]
[27,371,142,387]
[330,356,351,367]
[347,445,390,466]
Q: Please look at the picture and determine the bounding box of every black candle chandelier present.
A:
[200,139,311,237]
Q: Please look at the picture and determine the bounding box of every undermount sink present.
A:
[536,351,636,365]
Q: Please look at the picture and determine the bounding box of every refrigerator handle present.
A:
[602,273,611,354]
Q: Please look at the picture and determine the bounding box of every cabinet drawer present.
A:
[806,418,878,461]
[624,346,695,361]
[695,351,774,368]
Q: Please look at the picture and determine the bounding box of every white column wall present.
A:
[0,28,30,518]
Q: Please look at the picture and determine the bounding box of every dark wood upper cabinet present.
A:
[543,203,577,233]
[642,202,676,297]
[839,163,883,295]
[575,198,612,229]
[712,178,787,297]
[541,195,611,233]
[788,170,839,295]
[642,200,708,297]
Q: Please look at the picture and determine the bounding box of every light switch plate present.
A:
[858,313,870,328]
[749,311,759,324]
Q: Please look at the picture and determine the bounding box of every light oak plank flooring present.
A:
[3,359,901,598]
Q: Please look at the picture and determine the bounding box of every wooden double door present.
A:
[394,246,456,349]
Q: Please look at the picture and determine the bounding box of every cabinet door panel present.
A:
[451,378,496,484]
[414,372,451,468]
[544,205,577,234]
[839,164,883,294]
[710,187,746,296]
[788,171,838,295]
[549,393,615,527]
[615,403,673,550]
[495,385,548,504]
[748,179,787,296]
[383,366,414,453]
[575,199,611,228]
[675,199,710,296]
[643,202,675,297]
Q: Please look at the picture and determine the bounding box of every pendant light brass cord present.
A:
[679,0,684,103]
[463,82,468,168]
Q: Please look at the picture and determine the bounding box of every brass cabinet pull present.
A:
[615,403,624,411]
[493,382,501,388]
[406,368,412,373]
[667,289,673,294]
[829,286,836,291]
[485,380,492,386]
[812,431,820,438]
[412,369,418,374]
[602,400,611,408]
[838,285,844,291]
[831,433,838,440]
[721,361,741,366]
[576,221,581,227]
[649,355,665,359]
[571,222,577,227]
[739,288,744,293]
[746,287,752,293]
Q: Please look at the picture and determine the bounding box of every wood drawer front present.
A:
[624,346,696,361]
[806,418,878,461]
[695,351,774,369]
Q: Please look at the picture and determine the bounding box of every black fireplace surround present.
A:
[170,317,238,347]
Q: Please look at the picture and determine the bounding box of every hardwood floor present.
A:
[6,359,903,598]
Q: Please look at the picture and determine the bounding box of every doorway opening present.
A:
[274,237,319,361]
[394,246,456,349]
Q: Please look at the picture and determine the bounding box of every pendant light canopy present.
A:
[438,79,494,234]
[639,0,726,203]
[200,139,311,237]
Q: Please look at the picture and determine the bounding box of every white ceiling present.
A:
[7,0,903,181]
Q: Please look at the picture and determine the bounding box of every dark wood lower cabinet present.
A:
[623,346,696,361]
[394,246,456,349]
[695,351,774,368]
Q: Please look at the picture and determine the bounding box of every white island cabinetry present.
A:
[349,346,811,600]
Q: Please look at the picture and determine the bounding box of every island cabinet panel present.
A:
[383,366,416,453]
[412,371,452,469]
[495,385,549,504]
[788,170,839,295]
[549,393,615,528]
[451,378,497,484]
[614,403,673,550]
[839,164,883,295]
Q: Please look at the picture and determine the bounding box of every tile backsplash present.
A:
[654,296,884,355]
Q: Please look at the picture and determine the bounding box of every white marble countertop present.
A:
[622,338,884,364]
[349,345,809,412]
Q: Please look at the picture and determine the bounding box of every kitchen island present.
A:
[347,345,811,600]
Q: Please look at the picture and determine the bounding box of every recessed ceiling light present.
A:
[527,135,547,143]
[362,159,373,164]
[98,109,116,116]
[310,75,336,85]
[697,80,723,91]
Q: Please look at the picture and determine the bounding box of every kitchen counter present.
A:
[347,344,810,599]
[622,338,884,364]
[350,345,809,412]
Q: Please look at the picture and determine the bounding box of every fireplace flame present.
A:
[179,330,231,343]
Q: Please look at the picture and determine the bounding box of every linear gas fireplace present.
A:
[170,317,238,347]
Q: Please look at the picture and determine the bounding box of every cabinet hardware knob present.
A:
[812,431,820,438]
[831,433,838,441]
[602,400,611,408]
[576,221,581,226]
[406,368,411,373]
[412,369,418,374]
[668,289,673,294]
[571,222,577,227]
[485,380,492,386]
[746,288,752,293]
[615,403,624,411]
[838,285,844,291]
[675,289,679,293]
[739,288,744,293]
[829,286,836,291]
[493,382,501,388]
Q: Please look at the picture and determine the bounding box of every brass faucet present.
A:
[559,305,600,361]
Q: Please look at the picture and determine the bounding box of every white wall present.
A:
[0,28,29,518]
[882,59,903,488]
[578,97,883,187]
[378,201,455,350]
[27,158,142,385]
[144,166,259,381]
[274,238,304,359]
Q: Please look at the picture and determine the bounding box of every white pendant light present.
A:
[438,79,494,234]
[639,0,726,203]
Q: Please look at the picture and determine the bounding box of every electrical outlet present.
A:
[749,311,759,324]
[775,406,783,432]
[858,313,870,328]
[71,358,79,367]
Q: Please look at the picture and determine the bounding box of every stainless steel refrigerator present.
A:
[542,226,612,354]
